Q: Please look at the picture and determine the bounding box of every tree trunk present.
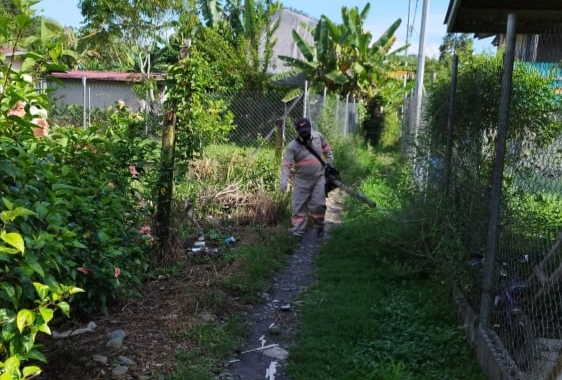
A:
[154,109,177,264]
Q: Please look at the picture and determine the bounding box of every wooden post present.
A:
[274,117,284,162]
[154,110,177,263]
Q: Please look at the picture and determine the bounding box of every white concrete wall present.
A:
[49,80,145,111]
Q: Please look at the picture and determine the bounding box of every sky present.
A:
[32,0,495,58]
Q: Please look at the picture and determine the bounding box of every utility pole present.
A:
[414,0,430,134]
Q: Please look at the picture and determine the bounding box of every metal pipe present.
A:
[444,54,459,193]
[82,76,87,129]
[480,12,518,330]
[413,0,430,135]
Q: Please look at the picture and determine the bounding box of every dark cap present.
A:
[294,117,311,132]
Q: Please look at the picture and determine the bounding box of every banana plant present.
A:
[271,3,408,106]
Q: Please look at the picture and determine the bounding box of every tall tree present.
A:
[271,3,410,146]
[78,0,186,73]
[439,33,474,62]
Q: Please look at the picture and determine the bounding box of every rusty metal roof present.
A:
[0,47,26,56]
[445,0,562,34]
[50,70,165,82]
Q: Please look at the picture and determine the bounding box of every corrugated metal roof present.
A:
[50,70,165,82]
[0,47,26,56]
[445,0,562,34]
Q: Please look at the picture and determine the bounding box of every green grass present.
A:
[167,315,247,380]
[286,151,485,380]
[223,229,298,301]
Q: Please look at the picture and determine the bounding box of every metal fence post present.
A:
[335,95,340,132]
[275,117,283,162]
[344,93,350,135]
[480,12,518,330]
[303,81,308,118]
[82,76,87,129]
[444,54,459,193]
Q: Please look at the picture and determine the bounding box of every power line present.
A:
[411,0,420,39]
[406,0,412,54]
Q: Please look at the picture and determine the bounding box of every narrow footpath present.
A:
[220,192,344,380]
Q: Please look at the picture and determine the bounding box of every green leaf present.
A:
[2,356,20,375]
[70,240,88,249]
[25,259,45,277]
[282,88,304,103]
[33,283,50,301]
[27,348,47,363]
[66,286,84,295]
[0,282,16,301]
[36,321,52,335]
[16,309,35,333]
[2,197,14,211]
[1,319,17,342]
[15,13,33,29]
[1,232,25,254]
[325,70,349,84]
[57,302,70,316]
[0,246,20,255]
[36,323,51,335]
[23,366,42,377]
[0,160,18,179]
[291,29,315,62]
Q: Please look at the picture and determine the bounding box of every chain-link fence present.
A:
[221,87,359,152]
[49,79,359,149]
[405,22,562,379]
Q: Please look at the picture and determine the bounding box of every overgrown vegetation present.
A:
[154,140,485,379]
[4,0,560,379]
[286,148,484,380]
[425,51,562,254]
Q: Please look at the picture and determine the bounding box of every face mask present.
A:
[298,130,311,142]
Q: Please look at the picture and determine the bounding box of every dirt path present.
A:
[221,191,344,380]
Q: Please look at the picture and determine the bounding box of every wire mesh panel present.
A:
[223,90,296,148]
[223,89,359,150]
[407,20,562,379]
[493,23,562,379]
[305,92,359,138]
